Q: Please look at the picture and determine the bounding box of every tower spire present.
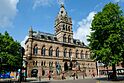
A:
[60,2,64,8]
[55,3,73,43]
[58,3,67,17]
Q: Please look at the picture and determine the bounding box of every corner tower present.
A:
[55,4,73,43]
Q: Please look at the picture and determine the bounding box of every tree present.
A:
[88,3,124,78]
[0,31,21,72]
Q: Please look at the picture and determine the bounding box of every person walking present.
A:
[82,72,85,79]
[76,72,78,79]
[48,71,51,80]
[61,72,66,80]
[72,72,76,80]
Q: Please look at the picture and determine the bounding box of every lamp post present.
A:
[0,47,2,74]
[0,57,2,74]
[19,47,25,82]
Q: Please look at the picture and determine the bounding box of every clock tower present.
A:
[55,4,73,43]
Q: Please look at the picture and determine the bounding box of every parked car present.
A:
[0,72,14,79]
[108,72,117,80]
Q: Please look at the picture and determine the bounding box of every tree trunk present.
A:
[112,64,117,80]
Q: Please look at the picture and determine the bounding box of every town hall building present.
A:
[24,4,96,77]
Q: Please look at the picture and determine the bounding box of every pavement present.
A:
[0,76,124,83]
[26,75,124,83]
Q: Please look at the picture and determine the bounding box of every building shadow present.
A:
[0,80,50,83]
[27,81,50,83]
[95,76,124,82]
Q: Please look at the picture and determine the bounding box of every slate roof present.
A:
[33,31,58,41]
[32,31,86,47]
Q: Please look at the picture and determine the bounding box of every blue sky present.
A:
[0,0,124,47]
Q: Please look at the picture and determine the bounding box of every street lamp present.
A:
[19,47,25,82]
[0,57,2,74]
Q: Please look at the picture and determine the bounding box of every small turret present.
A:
[29,26,33,37]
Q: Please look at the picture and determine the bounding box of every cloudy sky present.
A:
[0,0,124,47]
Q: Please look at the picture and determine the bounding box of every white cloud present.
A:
[33,0,54,9]
[33,0,66,9]
[113,0,124,2]
[57,0,65,5]
[73,11,96,45]
[21,36,29,48]
[0,0,19,28]
[114,0,120,2]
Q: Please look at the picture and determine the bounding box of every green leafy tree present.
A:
[88,3,124,78]
[0,31,21,72]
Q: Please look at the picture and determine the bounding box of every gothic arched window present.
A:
[76,50,78,58]
[66,25,68,31]
[33,61,35,65]
[64,48,67,57]
[68,35,71,43]
[41,61,43,66]
[49,46,53,57]
[36,61,37,66]
[56,47,59,57]
[69,49,72,58]
[63,24,65,30]
[49,61,53,67]
[68,26,70,31]
[63,34,66,42]
[44,61,46,66]
[41,46,46,56]
[33,45,38,55]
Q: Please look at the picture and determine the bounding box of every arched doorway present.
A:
[42,69,45,76]
[31,69,38,77]
[64,62,68,71]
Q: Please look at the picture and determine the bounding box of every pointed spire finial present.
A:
[29,26,33,37]
[60,2,64,8]
[29,26,33,32]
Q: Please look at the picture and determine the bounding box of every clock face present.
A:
[64,17,68,22]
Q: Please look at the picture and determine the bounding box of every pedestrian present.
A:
[39,76,41,81]
[48,71,51,80]
[82,72,85,79]
[76,73,78,79]
[61,72,65,80]
[72,72,75,80]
